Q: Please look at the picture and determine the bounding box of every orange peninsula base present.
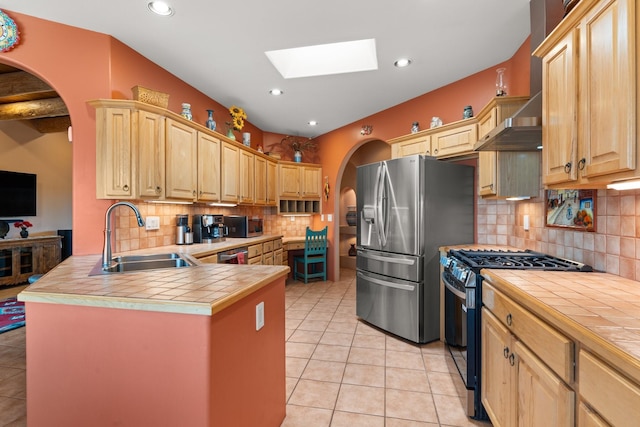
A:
[23,278,286,427]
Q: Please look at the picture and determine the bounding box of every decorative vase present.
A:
[348,244,357,257]
[346,206,357,226]
[226,128,236,140]
[411,122,419,134]
[20,228,28,238]
[293,150,302,163]
[463,106,474,119]
[495,68,507,96]
[242,132,251,147]
[205,109,216,131]
[181,103,193,120]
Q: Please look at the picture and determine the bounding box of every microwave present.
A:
[224,216,263,238]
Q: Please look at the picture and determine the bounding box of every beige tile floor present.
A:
[281,269,490,427]
[0,273,491,427]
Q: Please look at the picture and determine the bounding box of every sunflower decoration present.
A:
[228,105,247,131]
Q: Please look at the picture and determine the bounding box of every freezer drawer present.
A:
[356,269,421,342]
[356,249,422,282]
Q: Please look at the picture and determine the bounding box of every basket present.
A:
[131,85,169,109]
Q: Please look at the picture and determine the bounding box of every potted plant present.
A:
[14,221,33,238]
[280,136,317,162]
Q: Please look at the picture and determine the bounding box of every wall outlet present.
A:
[327,214,333,222]
[523,214,530,231]
[256,302,265,331]
[321,214,325,221]
[145,216,160,230]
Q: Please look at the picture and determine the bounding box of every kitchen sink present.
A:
[112,253,184,263]
[89,253,194,276]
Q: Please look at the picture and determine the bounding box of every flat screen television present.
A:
[0,170,37,217]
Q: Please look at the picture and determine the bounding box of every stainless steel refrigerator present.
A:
[356,155,474,343]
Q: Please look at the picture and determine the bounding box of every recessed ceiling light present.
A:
[394,58,412,68]
[308,121,318,126]
[148,1,174,16]
[266,39,378,79]
[269,89,284,96]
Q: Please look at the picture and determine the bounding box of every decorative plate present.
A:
[0,10,20,52]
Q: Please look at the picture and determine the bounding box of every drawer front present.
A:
[483,283,573,383]
[248,243,263,258]
[273,239,283,250]
[274,249,283,265]
[287,242,305,251]
[248,256,262,265]
[579,350,640,427]
[263,240,274,253]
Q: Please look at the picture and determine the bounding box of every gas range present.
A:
[440,248,593,420]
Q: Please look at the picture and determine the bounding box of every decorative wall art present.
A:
[545,189,596,231]
[0,10,20,52]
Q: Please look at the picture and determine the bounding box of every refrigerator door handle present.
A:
[377,162,389,246]
[358,250,415,265]
[357,271,415,291]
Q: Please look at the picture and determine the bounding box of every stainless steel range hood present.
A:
[474,91,542,151]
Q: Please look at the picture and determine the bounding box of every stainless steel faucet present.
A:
[102,202,145,269]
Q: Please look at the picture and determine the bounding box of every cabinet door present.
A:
[278,164,301,198]
[266,159,277,206]
[239,149,255,204]
[137,111,165,199]
[220,141,240,203]
[579,0,635,179]
[432,122,477,158]
[254,156,267,205]
[542,30,578,185]
[478,151,498,196]
[301,166,321,198]
[197,132,220,202]
[515,340,574,427]
[95,107,133,198]
[482,308,516,427]
[578,402,610,427]
[391,135,431,158]
[165,119,197,200]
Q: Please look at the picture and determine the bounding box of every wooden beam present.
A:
[0,71,53,98]
[23,116,71,134]
[0,97,69,120]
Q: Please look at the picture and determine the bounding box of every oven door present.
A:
[356,269,421,342]
[442,273,467,347]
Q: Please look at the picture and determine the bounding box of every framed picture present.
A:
[545,189,596,231]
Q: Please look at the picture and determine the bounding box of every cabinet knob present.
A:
[123,184,129,191]
[506,313,512,326]
[434,148,439,154]
[193,190,197,197]
[578,158,586,170]
[503,346,510,358]
[155,186,162,194]
[564,162,572,173]
[509,353,515,366]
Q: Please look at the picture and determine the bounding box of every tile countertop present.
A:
[18,235,290,316]
[481,269,640,385]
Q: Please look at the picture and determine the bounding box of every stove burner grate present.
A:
[451,249,593,272]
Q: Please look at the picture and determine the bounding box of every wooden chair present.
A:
[293,226,328,283]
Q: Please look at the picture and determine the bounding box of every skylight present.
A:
[265,39,378,79]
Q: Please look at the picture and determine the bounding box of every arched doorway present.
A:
[0,63,73,249]
[332,139,391,280]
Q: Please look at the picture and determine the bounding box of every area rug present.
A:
[0,297,25,334]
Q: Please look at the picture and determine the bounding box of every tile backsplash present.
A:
[114,203,312,253]
[478,188,640,281]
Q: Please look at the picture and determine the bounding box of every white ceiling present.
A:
[2,0,532,137]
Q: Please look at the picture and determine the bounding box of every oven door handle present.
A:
[357,272,415,291]
[442,275,467,300]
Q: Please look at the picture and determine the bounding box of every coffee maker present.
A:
[175,214,189,245]
[193,214,225,243]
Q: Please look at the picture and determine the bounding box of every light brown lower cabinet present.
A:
[578,401,610,427]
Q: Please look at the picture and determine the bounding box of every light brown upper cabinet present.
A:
[534,0,638,188]
[277,162,322,214]
[197,132,221,202]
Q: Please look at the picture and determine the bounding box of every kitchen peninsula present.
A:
[18,240,290,427]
